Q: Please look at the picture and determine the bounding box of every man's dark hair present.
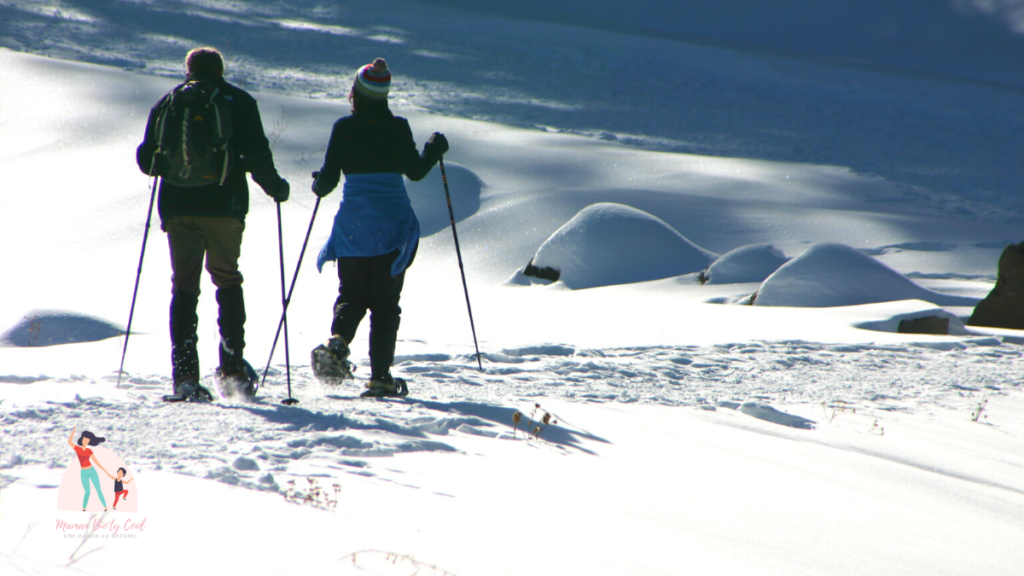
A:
[117,467,127,476]
[186,47,224,76]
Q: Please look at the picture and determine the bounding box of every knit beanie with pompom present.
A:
[354,58,391,100]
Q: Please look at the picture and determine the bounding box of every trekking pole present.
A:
[439,158,483,371]
[275,202,299,405]
[261,197,321,391]
[117,174,160,387]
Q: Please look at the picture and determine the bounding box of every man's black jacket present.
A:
[136,72,284,224]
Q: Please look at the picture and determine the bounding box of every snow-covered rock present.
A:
[704,244,789,284]
[526,203,718,289]
[753,243,981,308]
[0,310,125,347]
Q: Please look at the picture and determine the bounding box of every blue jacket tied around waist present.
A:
[317,173,420,276]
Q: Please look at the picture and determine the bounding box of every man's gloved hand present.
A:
[268,178,290,203]
[151,153,172,177]
[424,132,449,159]
[311,170,330,198]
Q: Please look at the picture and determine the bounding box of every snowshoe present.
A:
[311,335,355,383]
[163,379,214,403]
[360,375,409,398]
[215,359,260,399]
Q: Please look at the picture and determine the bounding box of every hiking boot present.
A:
[171,379,213,402]
[362,373,409,398]
[311,335,354,383]
[215,359,258,398]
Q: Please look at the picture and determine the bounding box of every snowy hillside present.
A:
[415,0,1024,87]
[1,1,1023,575]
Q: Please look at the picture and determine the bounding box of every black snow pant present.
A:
[331,251,407,381]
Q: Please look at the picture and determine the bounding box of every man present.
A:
[136,47,289,400]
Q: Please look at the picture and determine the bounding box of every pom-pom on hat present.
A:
[354,58,392,100]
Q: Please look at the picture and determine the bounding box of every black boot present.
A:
[216,285,254,396]
[170,291,200,388]
[216,286,246,373]
[368,305,401,383]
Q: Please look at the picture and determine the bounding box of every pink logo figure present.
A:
[58,426,140,513]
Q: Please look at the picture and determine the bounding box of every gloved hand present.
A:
[151,153,172,177]
[311,171,330,198]
[424,132,449,159]
[268,178,290,203]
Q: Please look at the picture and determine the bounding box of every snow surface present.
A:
[1,1,1023,575]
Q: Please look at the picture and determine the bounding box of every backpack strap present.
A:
[208,87,230,186]
[178,103,192,180]
[151,90,178,177]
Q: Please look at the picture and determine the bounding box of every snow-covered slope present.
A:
[411,0,1024,87]
[1,1,1023,574]
[1,0,1022,219]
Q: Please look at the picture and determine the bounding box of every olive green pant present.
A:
[164,216,245,295]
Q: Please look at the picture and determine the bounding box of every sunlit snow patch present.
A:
[0,309,125,347]
[704,243,789,284]
[753,243,981,308]
[515,203,718,289]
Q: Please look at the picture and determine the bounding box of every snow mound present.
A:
[406,162,483,237]
[0,310,125,347]
[705,244,789,284]
[753,243,980,308]
[524,203,718,290]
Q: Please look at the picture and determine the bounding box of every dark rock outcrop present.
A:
[523,259,560,282]
[898,316,949,335]
[968,243,1024,330]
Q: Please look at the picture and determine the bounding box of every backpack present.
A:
[152,80,233,187]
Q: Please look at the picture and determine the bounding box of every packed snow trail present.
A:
[3,339,1020,496]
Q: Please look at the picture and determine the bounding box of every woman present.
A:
[67,427,112,511]
[310,58,448,397]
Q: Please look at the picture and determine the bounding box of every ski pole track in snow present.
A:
[3,339,1020,496]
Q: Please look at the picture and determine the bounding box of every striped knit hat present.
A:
[354,58,391,100]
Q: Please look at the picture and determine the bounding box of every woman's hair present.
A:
[77,431,106,447]
[117,467,127,476]
[349,86,391,118]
